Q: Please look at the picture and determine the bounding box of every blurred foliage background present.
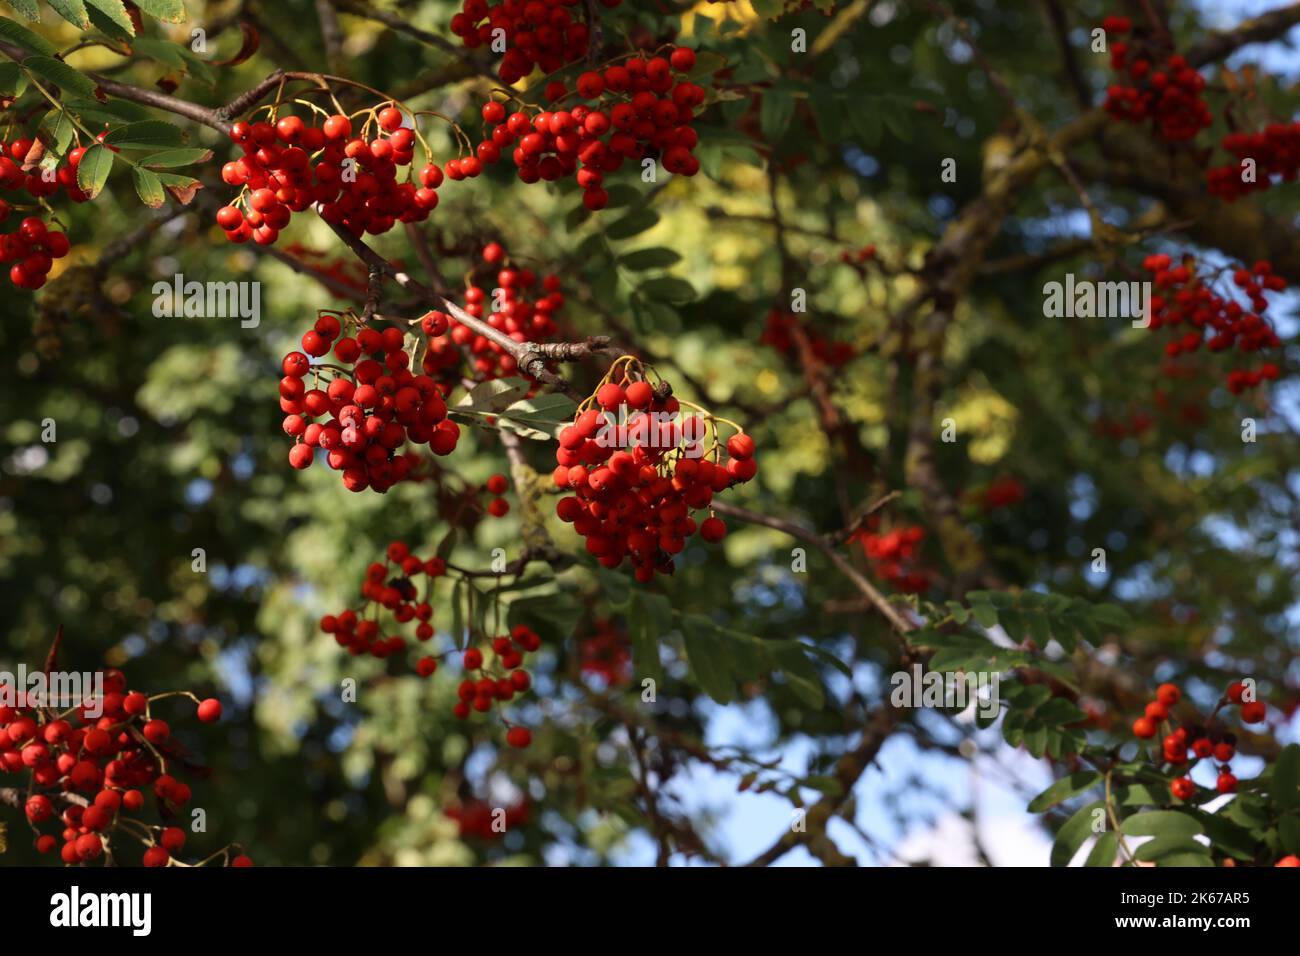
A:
[1,0,1297,866]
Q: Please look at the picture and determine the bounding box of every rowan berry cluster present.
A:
[760,309,855,368]
[445,797,529,840]
[1142,254,1283,392]
[849,519,929,593]
[320,541,448,657]
[1101,17,1211,144]
[1,669,246,867]
[1129,682,1279,844]
[217,103,442,245]
[320,541,539,745]
[1206,122,1300,201]
[973,476,1026,512]
[420,242,564,389]
[450,0,623,83]
[838,244,876,264]
[1,138,89,290]
[579,617,631,685]
[553,358,756,581]
[280,311,460,492]
[473,46,706,208]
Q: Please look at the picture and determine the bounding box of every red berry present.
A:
[1156,683,1181,706]
[197,698,222,723]
[1170,777,1195,800]
[506,726,532,749]
[1132,716,1156,738]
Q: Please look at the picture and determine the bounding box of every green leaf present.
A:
[773,641,824,709]
[102,120,185,148]
[1084,831,1119,867]
[880,98,912,143]
[760,87,795,140]
[85,0,134,34]
[1274,744,1300,811]
[75,143,113,199]
[638,276,696,304]
[596,568,630,608]
[133,0,187,22]
[1191,809,1261,861]
[604,209,659,241]
[141,147,214,169]
[0,14,52,53]
[40,107,76,156]
[998,608,1026,642]
[1023,721,1048,758]
[1279,813,1300,855]
[496,393,578,440]
[800,775,843,797]
[22,55,97,96]
[1051,801,1105,867]
[803,644,853,681]
[1036,697,1086,726]
[848,107,881,147]
[1028,772,1101,813]
[1090,603,1132,630]
[1121,810,1204,839]
[130,36,188,69]
[688,50,727,78]
[808,90,841,142]
[619,247,681,271]
[0,61,24,96]
[456,377,531,413]
[1,0,39,21]
[970,600,998,629]
[1158,852,1216,867]
[46,0,91,28]
[681,614,734,704]
[602,183,640,209]
[628,591,668,687]
[132,165,165,208]
[1135,837,1210,862]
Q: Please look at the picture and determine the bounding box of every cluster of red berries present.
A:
[838,244,876,264]
[974,476,1026,512]
[1130,682,1268,804]
[1206,122,1300,201]
[849,519,929,593]
[420,242,563,389]
[579,617,631,685]
[453,627,539,744]
[1142,254,1283,393]
[320,540,449,656]
[450,0,622,83]
[1101,17,1210,144]
[217,105,442,245]
[1093,408,1155,440]
[473,47,705,208]
[553,362,756,580]
[445,797,530,840]
[1,671,246,867]
[0,137,91,290]
[1,213,72,291]
[320,541,539,745]
[280,313,460,492]
[760,309,855,369]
